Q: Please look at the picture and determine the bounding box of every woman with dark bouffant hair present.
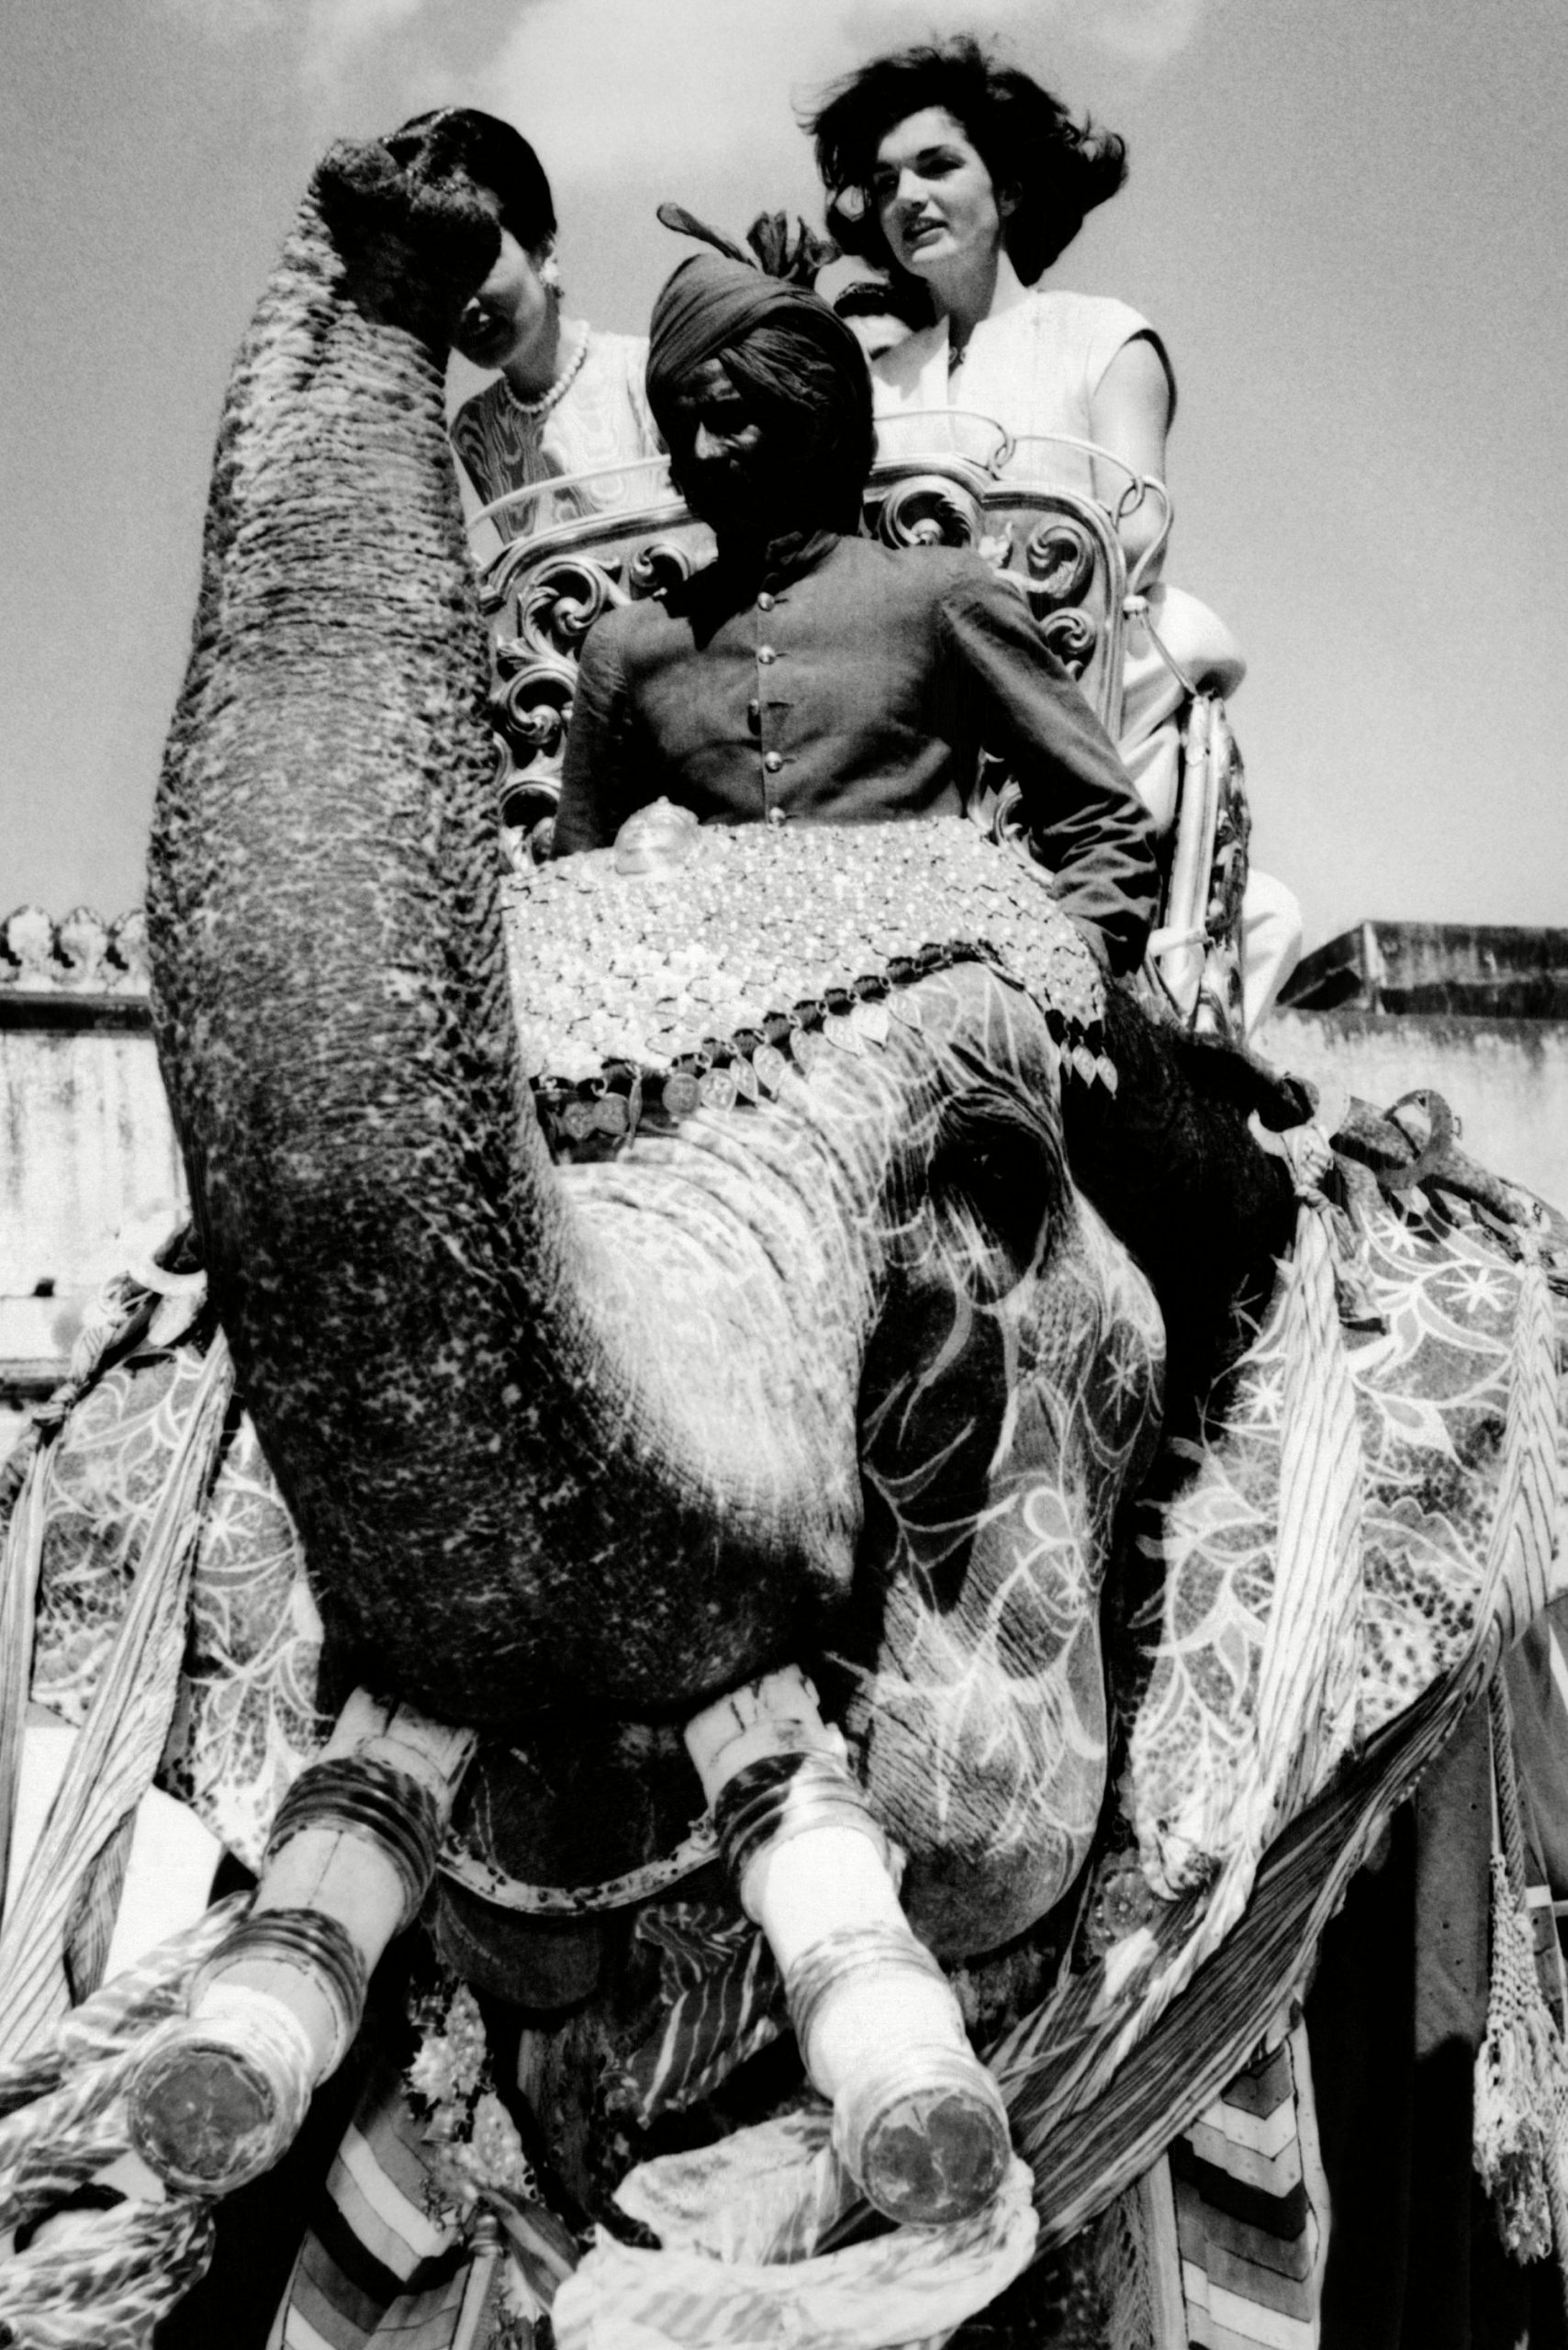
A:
[813,41,1129,291]
[808,39,1302,1030]
[808,39,1161,543]
[385,109,662,542]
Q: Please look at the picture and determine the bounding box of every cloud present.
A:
[257,0,1218,159]
[145,0,1219,197]
[467,0,1217,180]
[150,0,282,37]
[299,0,432,89]
[1077,0,1214,66]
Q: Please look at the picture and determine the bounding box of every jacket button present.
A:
[764,751,784,773]
[757,591,775,611]
[757,645,778,665]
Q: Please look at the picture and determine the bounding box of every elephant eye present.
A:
[928,1089,1057,1297]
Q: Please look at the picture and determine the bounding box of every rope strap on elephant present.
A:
[0,2198,214,2350]
[0,1900,241,2347]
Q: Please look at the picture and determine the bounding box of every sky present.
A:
[4,0,1565,957]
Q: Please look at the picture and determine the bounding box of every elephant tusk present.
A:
[686,1666,1012,2227]
[125,1690,475,2197]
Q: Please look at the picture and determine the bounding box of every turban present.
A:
[646,252,865,422]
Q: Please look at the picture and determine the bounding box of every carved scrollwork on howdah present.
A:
[490,654,576,763]
[1194,706,1250,1037]
[626,537,703,600]
[1036,609,1099,679]
[483,519,717,867]
[871,475,983,553]
[515,554,627,661]
[1019,519,1101,679]
[1206,714,1251,946]
[863,482,1111,709]
[1024,518,1096,610]
[488,657,572,858]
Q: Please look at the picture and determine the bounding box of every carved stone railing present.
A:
[0,906,151,1026]
[474,444,1132,868]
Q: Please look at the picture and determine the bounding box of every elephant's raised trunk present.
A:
[148,147,860,1726]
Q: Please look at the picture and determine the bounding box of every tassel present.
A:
[1474,1675,1568,2299]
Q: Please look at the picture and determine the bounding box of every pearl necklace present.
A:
[501,328,589,425]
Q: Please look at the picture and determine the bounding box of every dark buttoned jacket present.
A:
[552,530,1159,975]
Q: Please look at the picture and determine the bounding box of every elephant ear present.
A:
[930,1051,1059,1292]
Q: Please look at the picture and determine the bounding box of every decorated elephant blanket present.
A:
[2,1088,1564,2345]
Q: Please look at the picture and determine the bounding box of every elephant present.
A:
[141,131,1300,1974]
[2,132,1566,2348]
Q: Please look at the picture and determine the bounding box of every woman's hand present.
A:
[1088,333,1171,575]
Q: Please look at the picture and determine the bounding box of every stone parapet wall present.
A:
[1282,922,1568,1021]
[0,907,183,1450]
[0,1022,185,1301]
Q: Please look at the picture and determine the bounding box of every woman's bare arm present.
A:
[1089,333,1172,576]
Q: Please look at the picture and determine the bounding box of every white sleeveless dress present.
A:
[874,290,1299,1027]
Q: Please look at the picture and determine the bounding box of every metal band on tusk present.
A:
[264,1757,442,1930]
[686,1666,1012,2227]
[782,1923,948,2054]
[713,1749,893,1889]
[192,1906,370,2070]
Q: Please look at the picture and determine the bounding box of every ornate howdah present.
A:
[474,442,1127,856]
[471,430,1249,1038]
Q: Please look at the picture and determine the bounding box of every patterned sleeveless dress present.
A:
[450,327,664,543]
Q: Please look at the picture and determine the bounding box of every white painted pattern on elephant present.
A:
[29,1351,207,1721]
[849,1183,1162,1952]
[162,1411,327,1870]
